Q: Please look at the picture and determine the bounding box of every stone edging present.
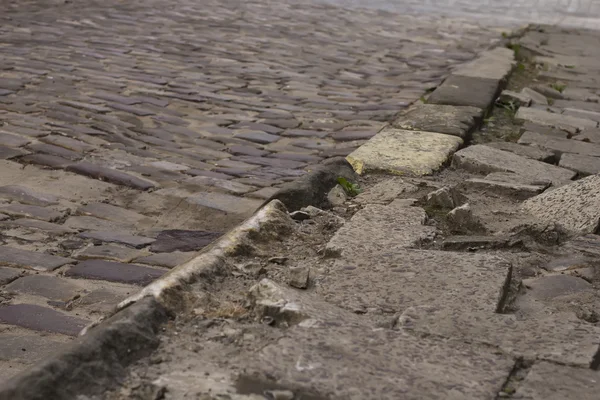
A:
[0,30,522,400]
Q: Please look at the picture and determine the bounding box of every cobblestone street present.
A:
[0,0,507,381]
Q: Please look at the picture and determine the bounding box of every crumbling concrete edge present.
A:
[0,200,295,400]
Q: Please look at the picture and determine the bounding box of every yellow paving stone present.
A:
[346,129,463,176]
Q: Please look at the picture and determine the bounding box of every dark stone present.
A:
[66,162,156,190]
[150,230,222,253]
[0,304,88,336]
[233,156,306,169]
[228,145,269,157]
[78,231,155,248]
[230,122,282,134]
[66,260,165,286]
[0,204,63,222]
[0,246,74,271]
[0,185,59,206]
[0,132,31,147]
[27,143,82,160]
[268,153,322,163]
[234,131,280,144]
[427,75,500,110]
[107,103,155,116]
[20,154,73,169]
[282,129,328,138]
[442,236,514,251]
[0,145,27,160]
[330,130,377,141]
[6,275,82,301]
[262,157,357,212]
[0,267,23,285]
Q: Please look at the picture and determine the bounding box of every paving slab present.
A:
[78,230,155,248]
[513,362,600,400]
[149,230,222,253]
[0,304,88,336]
[427,75,500,110]
[484,141,555,162]
[66,260,166,285]
[452,145,576,186]
[133,252,195,268]
[346,128,463,175]
[519,130,600,157]
[522,175,600,235]
[5,275,83,302]
[515,107,598,133]
[559,153,600,176]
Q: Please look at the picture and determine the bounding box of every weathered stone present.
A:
[573,128,600,143]
[40,135,95,153]
[133,252,195,268]
[66,260,165,285]
[27,143,82,160]
[347,128,463,176]
[0,186,59,206]
[563,108,600,123]
[515,107,597,133]
[78,231,155,248]
[521,121,569,139]
[3,219,76,235]
[519,130,600,157]
[185,192,262,215]
[426,186,466,209]
[353,177,418,205]
[67,162,156,190]
[427,75,500,110]
[464,178,546,200]
[330,130,377,141]
[522,175,600,235]
[521,87,548,105]
[0,146,27,160]
[498,90,531,107]
[150,230,222,253]
[398,307,600,367]
[543,255,596,272]
[6,275,82,301]
[183,176,255,195]
[0,246,74,271]
[484,172,552,188]
[64,216,126,231]
[76,244,142,262]
[20,153,73,169]
[447,203,484,233]
[0,132,31,147]
[559,153,600,176]
[240,324,513,399]
[74,286,134,314]
[0,268,23,285]
[325,202,436,258]
[287,266,309,289]
[0,335,66,363]
[553,100,600,113]
[78,203,148,224]
[513,362,600,400]
[523,275,592,300]
[0,204,63,222]
[0,304,88,336]
[246,187,280,200]
[485,141,556,163]
[562,234,600,258]
[453,47,514,80]
[234,131,280,144]
[452,145,575,186]
[442,236,511,251]
[393,104,483,138]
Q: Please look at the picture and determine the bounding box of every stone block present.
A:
[453,47,515,80]
[149,230,222,253]
[519,130,600,157]
[393,104,483,138]
[559,153,600,176]
[66,260,165,286]
[513,362,600,400]
[427,75,500,110]
[0,304,88,336]
[0,246,74,271]
[346,128,463,176]
[521,87,548,105]
[515,107,597,133]
[133,252,195,268]
[464,178,546,200]
[522,175,600,235]
[6,275,83,301]
[0,186,59,206]
[78,231,155,248]
[498,90,531,107]
[485,141,555,162]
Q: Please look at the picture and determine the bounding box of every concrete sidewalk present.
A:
[8,23,598,400]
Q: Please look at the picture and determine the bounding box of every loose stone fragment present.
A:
[447,203,485,233]
[288,266,309,289]
[426,186,467,209]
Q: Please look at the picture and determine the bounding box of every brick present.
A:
[0,246,74,271]
[6,275,82,301]
[0,304,88,336]
[150,230,222,253]
[66,260,165,286]
[67,162,157,190]
[78,230,155,248]
[0,185,59,206]
[0,204,63,222]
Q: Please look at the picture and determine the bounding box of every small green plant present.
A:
[547,98,554,105]
[506,42,521,57]
[496,100,519,119]
[419,95,427,103]
[501,32,508,38]
[337,177,362,197]
[550,83,566,93]
[516,62,526,71]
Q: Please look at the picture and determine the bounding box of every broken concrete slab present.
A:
[239,324,514,400]
[484,141,555,162]
[392,103,483,138]
[559,153,600,176]
[519,130,600,157]
[452,145,575,186]
[515,107,597,133]
[398,306,600,367]
[318,249,511,316]
[325,202,436,258]
[522,175,600,235]
[513,361,600,400]
[346,128,463,176]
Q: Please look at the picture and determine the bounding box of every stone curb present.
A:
[0,199,294,400]
[346,40,518,177]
